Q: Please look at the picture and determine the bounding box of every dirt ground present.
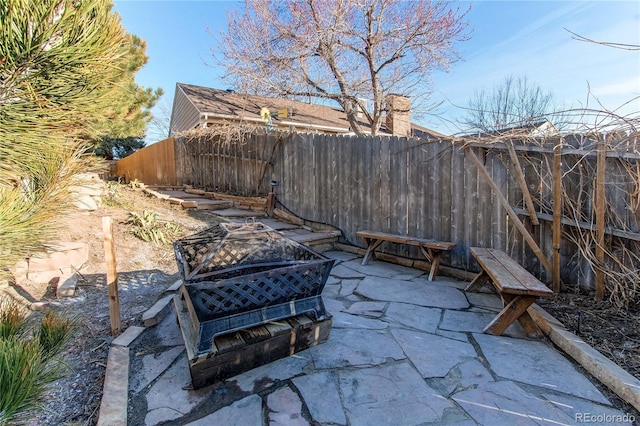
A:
[3,184,639,425]
[4,185,222,425]
[538,293,640,380]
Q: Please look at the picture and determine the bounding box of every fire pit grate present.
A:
[174,222,334,355]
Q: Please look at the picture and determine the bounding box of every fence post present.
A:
[595,138,607,301]
[552,141,562,293]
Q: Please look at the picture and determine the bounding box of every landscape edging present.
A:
[530,304,640,412]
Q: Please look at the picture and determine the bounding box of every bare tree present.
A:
[462,75,558,133]
[147,99,173,142]
[215,0,468,136]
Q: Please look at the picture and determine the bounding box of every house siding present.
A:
[169,85,202,135]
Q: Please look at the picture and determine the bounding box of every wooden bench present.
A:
[356,230,456,281]
[466,247,554,337]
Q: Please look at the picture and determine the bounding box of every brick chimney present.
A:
[385,94,411,137]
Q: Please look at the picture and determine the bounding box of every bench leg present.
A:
[465,271,491,292]
[501,294,542,337]
[419,247,442,281]
[483,295,538,336]
[362,239,384,265]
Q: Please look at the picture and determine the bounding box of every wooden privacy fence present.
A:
[166,130,640,301]
[115,137,177,185]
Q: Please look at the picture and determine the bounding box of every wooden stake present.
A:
[595,139,606,301]
[552,142,562,293]
[102,216,121,336]
[466,146,553,275]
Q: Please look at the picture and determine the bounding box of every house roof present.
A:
[173,83,364,134]
[170,83,444,138]
[462,119,558,139]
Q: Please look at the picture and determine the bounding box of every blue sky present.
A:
[113,1,640,141]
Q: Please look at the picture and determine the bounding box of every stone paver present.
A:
[474,333,610,404]
[322,296,346,314]
[441,310,526,338]
[310,328,405,369]
[391,328,476,378]
[117,254,634,426]
[133,346,183,393]
[541,393,635,425]
[184,395,263,426]
[342,258,425,280]
[384,302,441,333]
[324,250,359,262]
[356,276,470,309]
[431,359,495,395]
[230,353,311,392]
[344,301,386,317]
[154,311,184,346]
[267,386,309,426]
[453,381,576,425]
[331,310,388,329]
[338,278,360,297]
[339,362,464,426]
[292,371,347,425]
[464,291,503,310]
[144,358,212,425]
[330,264,366,279]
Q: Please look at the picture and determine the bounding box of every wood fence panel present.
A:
[351,136,366,237]
[343,137,359,242]
[477,150,494,249]
[388,137,410,257]
[344,136,355,237]
[518,151,541,267]
[313,134,327,224]
[232,138,240,193]
[434,142,452,243]
[520,153,553,272]
[304,134,317,220]
[329,137,344,236]
[491,150,508,252]
[285,134,300,215]
[449,143,467,269]
[406,137,419,244]
[368,137,384,234]
[392,137,408,237]
[406,140,424,242]
[342,137,355,235]
[363,135,376,231]
[115,137,176,185]
[462,147,480,270]
[280,135,296,213]
[167,131,638,288]
[326,134,340,226]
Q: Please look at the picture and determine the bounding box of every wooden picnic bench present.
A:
[466,247,554,337]
[356,230,456,281]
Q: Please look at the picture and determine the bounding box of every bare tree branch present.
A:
[213,0,469,135]
[565,28,640,51]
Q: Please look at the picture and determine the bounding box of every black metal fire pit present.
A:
[174,222,334,355]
